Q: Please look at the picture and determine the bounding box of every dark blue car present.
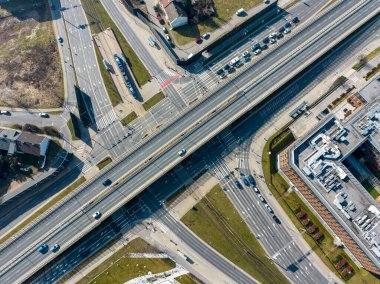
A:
[248,174,255,185]
[37,244,49,254]
[242,177,250,186]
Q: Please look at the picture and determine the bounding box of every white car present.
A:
[284,28,291,34]
[0,110,10,115]
[265,204,273,213]
[253,187,259,193]
[178,149,186,156]
[92,211,101,219]
[39,113,49,118]
[253,49,261,55]
[257,194,266,203]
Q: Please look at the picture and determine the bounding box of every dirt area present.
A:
[0,0,63,108]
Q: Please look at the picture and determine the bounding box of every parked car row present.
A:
[215,17,300,80]
[237,173,281,223]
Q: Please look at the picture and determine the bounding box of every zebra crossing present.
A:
[76,143,86,155]
[96,110,118,131]
[76,159,92,173]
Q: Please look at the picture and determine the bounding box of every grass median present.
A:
[81,0,151,87]
[181,184,289,284]
[121,111,138,126]
[142,92,165,111]
[0,176,86,246]
[96,157,112,170]
[262,128,379,283]
[352,47,380,71]
[175,274,198,284]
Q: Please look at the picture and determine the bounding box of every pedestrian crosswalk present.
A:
[76,159,92,173]
[96,111,118,130]
[76,143,86,154]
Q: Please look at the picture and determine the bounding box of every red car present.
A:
[195,37,202,44]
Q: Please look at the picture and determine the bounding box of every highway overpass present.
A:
[0,0,379,282]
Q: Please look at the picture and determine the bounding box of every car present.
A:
[251,42,261,51]
[39,113,49,118]
[235,180,243,189]
[103,179,112,186]
[195,37,202,44]
[253,187,259,193]
[292,16,299,23]
[261,44,268,50]
[202,32,210,39]
[178,149,186,156]
[157,14,162,21]
[166,35,171,41]
[262,37,269,44]
[20,166,31,172]
[243,54,251,62]
[269,32,277,39]
[58,36,63,43]
[92,211,101,219]
[257,194,266,203]
[284,28,291,34]
[269,38,276,44]
[242,177,250,186]
[216,69,226,79]
[284,21,292,29]
[264,0,270,3]
[0,110,10,115]
[79,24,86,30]
[223,64,231,71]
[227,66,235,73]
[276,33,284,39]
[153,5,158,12]
[273,215,281,224]
[248,174,255,184]
[253,48,261,55]
[51,244,60,253]
[37,244,49,254]
[278,26,285,33]
[265,204,273,213]
[235,60,243,68]
[163,27,168,34]
[242,51,250,58]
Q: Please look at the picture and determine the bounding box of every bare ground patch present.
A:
[0,0,63,108]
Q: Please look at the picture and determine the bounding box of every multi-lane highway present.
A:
[0,0,378,282]
[28,12,380,283]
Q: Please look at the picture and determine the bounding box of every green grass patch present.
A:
[75,238,172,284]
[0,176,85,246]
[353,47,380,71]
[181,184,289,284]
[94,45,123,107]
[81,0,151,87]
[361,179,380,199]
[66,119,79,140]
[142,92,165,111]
[89,258,175,284]
[175,274,198,284]
[96,157,112,170]
[121,111,138,126]
[172,0,261,45]
[328,86,356,110]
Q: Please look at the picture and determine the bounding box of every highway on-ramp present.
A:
[0,0,378,282]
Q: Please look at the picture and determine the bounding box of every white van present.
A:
[236,8,245,16]
[230,56,240,66]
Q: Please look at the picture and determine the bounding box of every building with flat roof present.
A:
[279,100,380,275]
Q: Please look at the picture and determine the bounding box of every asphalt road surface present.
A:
[0,0,377,282]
